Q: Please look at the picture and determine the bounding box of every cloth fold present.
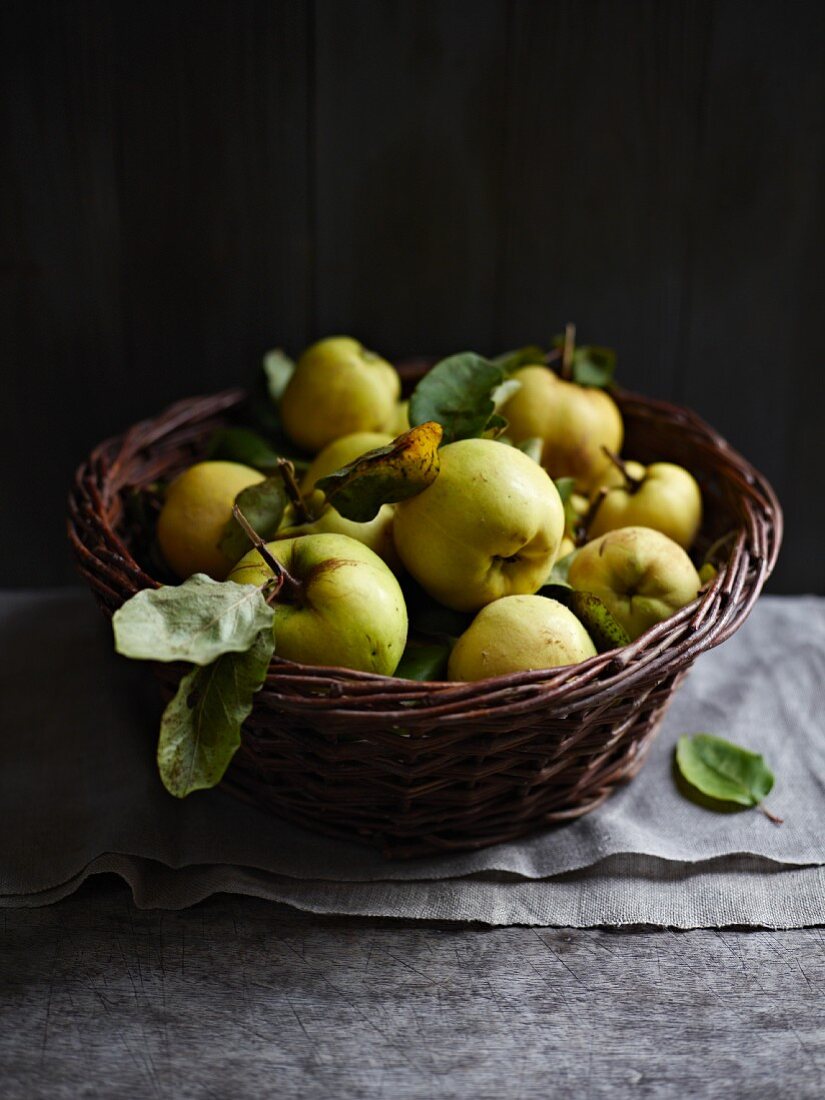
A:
[1,590,823,926]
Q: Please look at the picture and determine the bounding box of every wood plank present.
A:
[111,0,310,408]
[0,1,125,585]
[0,1,310,585]
[1,879,823,1098]
[678,0,825,595]
[313,0,510,358]
[499,0,712,399]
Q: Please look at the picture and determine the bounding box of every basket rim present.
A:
[67,381,783,714]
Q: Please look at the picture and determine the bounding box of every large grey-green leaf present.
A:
[113,575,274,665]
[675,734,775,809]
[408,353,505,444]
[157,628,274,797]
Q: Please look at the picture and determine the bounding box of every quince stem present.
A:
[232,503,303,603]
[759,804,784,826]
[277,458,313,524]
[601,446,643,492]
[579,486,609,543]
[560,322,576,381]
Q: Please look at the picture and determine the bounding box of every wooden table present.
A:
[2,878,823,1098]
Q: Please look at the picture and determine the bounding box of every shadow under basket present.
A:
[68,379,782,858]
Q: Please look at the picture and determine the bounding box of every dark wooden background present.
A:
[2,0,823,591]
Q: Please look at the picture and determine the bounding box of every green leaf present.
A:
[218,476,289,562]
[515,437,543,464]
[573,346,616,388]
[405,580,473,640]
[262,347,295,403]
[207,427,282,472]
[546,549,577,586]
[551,336,617,389]
[394,642,451,682]
[675,734,775,809]
[567,591,630,652]
[554,477,576,504]
[316,422,443,522]
[484,412,509,437]
[491,378,523,409]
[157,628,274,797]
[492,346,546,375]
[408,352,505,444]
[699,562,718,586]
[113,575,275,666]
[554,476,582,536]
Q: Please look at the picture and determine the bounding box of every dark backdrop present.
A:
[2,0,823,592]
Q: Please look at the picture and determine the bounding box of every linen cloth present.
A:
[1,590,823,926]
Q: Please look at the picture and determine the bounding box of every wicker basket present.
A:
[67,371,782,858]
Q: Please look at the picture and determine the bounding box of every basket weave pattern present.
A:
[68,382,781,858]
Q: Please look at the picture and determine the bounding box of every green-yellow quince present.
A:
[392,438,565,612]
[448,595,597,681]
[501,365,624,492]
[568,526,701,640]
[228,533,407,674]
[156,460,265,580]
[280,336,401,454]
[588,461,703,549]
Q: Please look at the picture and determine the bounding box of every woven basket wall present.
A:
[68,374,782,858]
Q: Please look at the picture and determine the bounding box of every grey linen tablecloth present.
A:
[1,590,823,926]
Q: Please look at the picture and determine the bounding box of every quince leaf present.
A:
[408,352,505,443]
[492,346,547,375]
[515,437,543,464]
[262,347,295,403]
[316,421,443,523]
[572,345,616,388]
[551,335,617,389]
[699,561,718,587]
[113,575,275,666]
[545,548,577,587]
[218,476,289,562]
[554,476,582,536]
[206,427,282,472]
[568,591,630,652]
[395,642,451,682]
[404,579,473,640]
[554,477,576,504]
[157,627,274,797]
[484,412,509,437]
[675,734,776,810]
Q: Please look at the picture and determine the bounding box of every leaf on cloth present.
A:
[113,575,275,665]
[157,628,274,797]
[675,734,780,820]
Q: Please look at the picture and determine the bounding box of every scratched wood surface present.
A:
[2,878,824,1099]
